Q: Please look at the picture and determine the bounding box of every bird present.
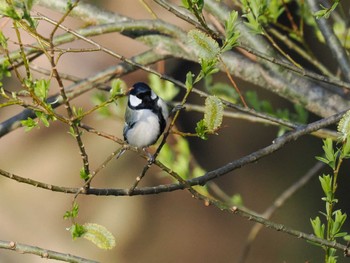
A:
[123,82,169,149]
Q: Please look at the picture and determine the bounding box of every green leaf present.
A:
[310,216,325,239]
[195,119,208,140]
[185,71,194,90]
[319,174,333,201]
[72,106,84,119]
[80,167,90,181]
[20,117,38,132]
[63,202,80,219]
[316,138,337,170]
[204,95,224,133]
[197,58,219,80]
[222,10,240,52]
[182,0,204,13]
[69,223,87,239]
[109,78,126,98]
[314,1,339,19]
[188,29,220,61]
[331,210,347,237]
[35,111,50,127]
[34,79,50,101]
[82,223,116,250]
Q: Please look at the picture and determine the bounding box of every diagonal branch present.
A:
[306,0,350,82]
[0,239,98,263]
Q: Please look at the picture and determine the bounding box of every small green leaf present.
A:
[197,58,219,80]
[316,138,337,170]
[204,95,224,132]
[109,78,126,98]
[331,210,347,237]
[319,174,333,201]
[21,117,38,132]
[69,223,87,239]
[222,10,240,52]
[314,1,339,19]
[185,71,194,90]
[188,29,220,61]
[195,119,208,140]
[35,111,50,127]
[80,167,90,181]
[63,202,80,219]
[182,0,204,13]
[310,216,325,239]
[72,106,84,119]
[34,79,50,101]
[68,126,76,137]
[83,223,116,250]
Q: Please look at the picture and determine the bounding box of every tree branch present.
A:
[306,0,350,82]
[0,108,346,196]
[0,240,98,263]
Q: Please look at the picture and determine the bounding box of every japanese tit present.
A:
[123,82,169,148]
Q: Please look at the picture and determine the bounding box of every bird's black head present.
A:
[129,82,158,109]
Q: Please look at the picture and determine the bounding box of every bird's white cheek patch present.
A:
[151,91,157,100]
[129,94,142,107]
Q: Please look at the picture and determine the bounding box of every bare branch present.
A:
[0,240,98,263]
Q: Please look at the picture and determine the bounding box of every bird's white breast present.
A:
[126,109,160,148]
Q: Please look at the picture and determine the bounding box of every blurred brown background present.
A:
[1,1,349,262]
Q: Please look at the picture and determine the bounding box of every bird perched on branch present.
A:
[123,82,169,148]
